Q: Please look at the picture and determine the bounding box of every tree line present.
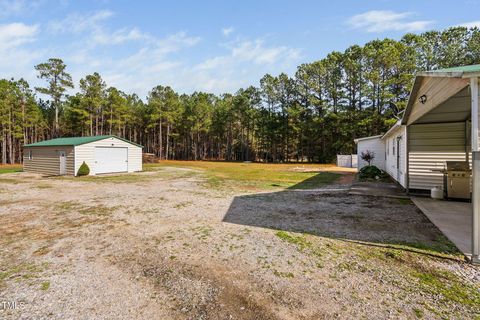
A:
[1,27,480,164]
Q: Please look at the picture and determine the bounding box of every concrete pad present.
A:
[412,197,471,256]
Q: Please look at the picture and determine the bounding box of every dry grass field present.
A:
[0,161,479,319]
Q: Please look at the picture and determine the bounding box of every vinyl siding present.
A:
[23,146,74,175]
[74,137,142,175]
[408,122,468,190]
[384,126,407,188]
[357,137,386,170]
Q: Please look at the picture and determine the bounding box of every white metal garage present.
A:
[24,135,143,176]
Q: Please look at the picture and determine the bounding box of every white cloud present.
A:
[48,10,114,34]
[73,36,301,96]
[0,22,39,50]
[0,0,41,18]
[93,27,150,45]
[0,9,301,98]
[192,38,301,92]
[48,10,192,49]
[222,27,234,36]
[197,39,300,70]
[0,22,43,83]
[232,39,300,65]
[347,10,433,33]
[153,31,201,54]
[63,31,202,97]
[458,20,480,29]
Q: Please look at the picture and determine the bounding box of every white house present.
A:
[354,64,480,263]
[23,135,143,176]
[354,135,385,170]
[382,121,407,188]
[401,64,480,263]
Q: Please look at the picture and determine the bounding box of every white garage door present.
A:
[95,147,128,174]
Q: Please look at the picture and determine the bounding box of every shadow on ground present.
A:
[222,173,458,255]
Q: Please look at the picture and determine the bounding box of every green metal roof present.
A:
[24,135,143,148]
[432,64,480,73]
[418,64,480,78]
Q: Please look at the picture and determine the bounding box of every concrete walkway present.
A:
[412,197,472,256]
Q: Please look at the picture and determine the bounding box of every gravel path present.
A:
[0,168,478,319]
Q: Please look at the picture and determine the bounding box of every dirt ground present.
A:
[0,166,479,319]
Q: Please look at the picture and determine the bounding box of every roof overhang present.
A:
[381,120,403,140]
[354,135,383,144]
[401,75,471,125]
[401,65,480,126]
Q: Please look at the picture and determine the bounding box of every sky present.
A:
[1,0,479,99]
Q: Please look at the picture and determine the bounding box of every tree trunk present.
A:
[159,120,163,160]
[166,124,170,160]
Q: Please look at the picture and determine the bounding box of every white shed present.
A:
[382,121,407,188]
[24,135,143,176]
[354,135,385,170]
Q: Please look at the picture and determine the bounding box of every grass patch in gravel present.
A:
[391,235,461,256]
[148,161,342,191]
[272,269,294,278]
[0,262,48,287]
[40,281,50,290]
[192,226,214,240]
[275,231,325,258]
[411,269,480,308]
[174,201,193,209]
[275,231,312,250]
[55,201,119,217]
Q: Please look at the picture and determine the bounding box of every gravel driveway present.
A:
[0,167,479,319]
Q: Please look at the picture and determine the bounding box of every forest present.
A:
[1,27,480,164]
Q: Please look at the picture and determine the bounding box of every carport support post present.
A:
[472,77,480,264]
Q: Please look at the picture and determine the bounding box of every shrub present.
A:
[359,165,383,180]
[360,150,375,166]
[77,161,90,176]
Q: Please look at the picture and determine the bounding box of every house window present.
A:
[393,141,395,156]
[28,150,32,160]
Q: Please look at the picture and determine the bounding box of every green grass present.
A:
[391,235,460,256]
[275,230,312,250]
[55,201,118,216]
[147,161,343,190]
[413,308,424,318]
[40,281,50,290]
[0,165,23,174]
[0,262,47,287]
[411,269,480,308]
[272,269,294,278]
[275,230,325,258]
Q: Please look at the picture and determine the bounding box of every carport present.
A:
[401,65,480,263]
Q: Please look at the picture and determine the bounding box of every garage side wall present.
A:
[23,146,74,175]
[74,137,142,175]
[408,122,467,190]
[357,138,386,170]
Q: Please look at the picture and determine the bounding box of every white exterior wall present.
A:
[74,137,142,175]
[408,122,467,190]
[357,137,386,170]
[384,126,407,188]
